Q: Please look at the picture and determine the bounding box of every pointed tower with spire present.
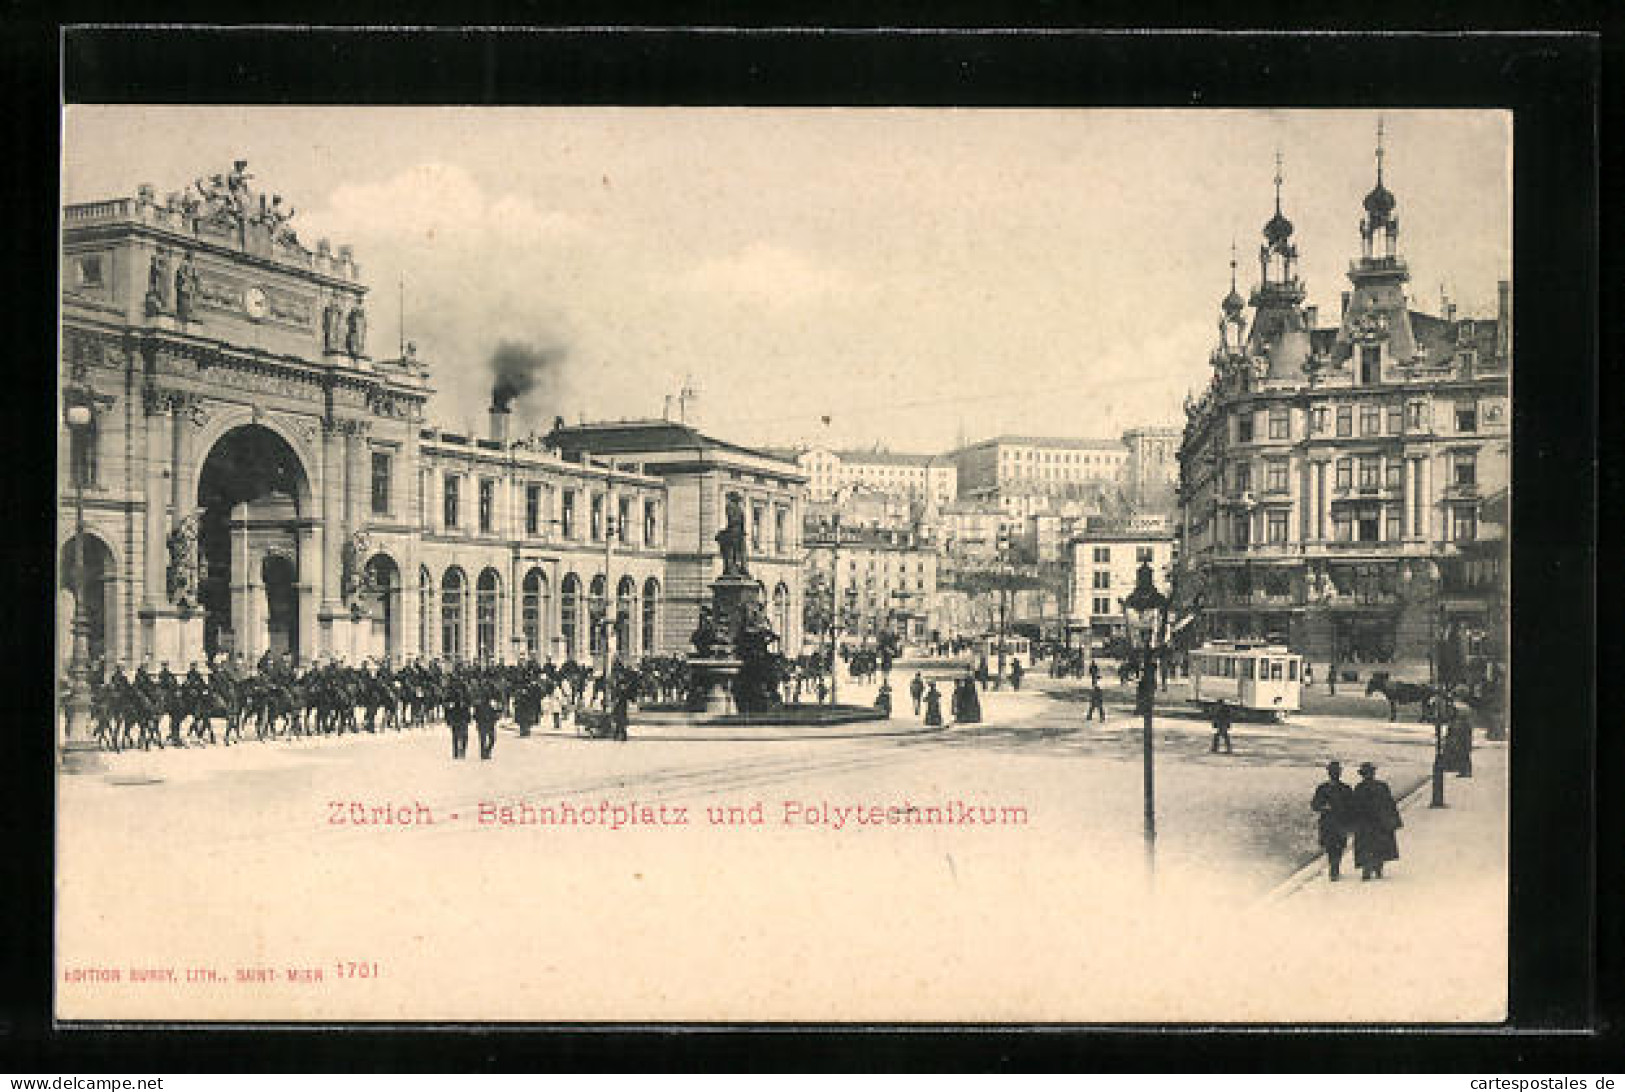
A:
[1335,116,1418,379]
[1216,239,1247,357]
[1245,152,1314,381]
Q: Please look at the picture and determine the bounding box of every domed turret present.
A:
[1263,207,1294,248]
[1359,117,1402,262]
[1363,180,1396,221]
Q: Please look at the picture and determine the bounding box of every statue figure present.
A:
[691,604,719,658]
[166,513,200,607]
[173,252,199,323]
[145,249,170,316]
[340,530,372,602]
[345,304,367,357]
[226,159,255,217]
[715,490,749,577]
[322,297,345,353]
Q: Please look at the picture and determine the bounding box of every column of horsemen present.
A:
[77,650,699,753]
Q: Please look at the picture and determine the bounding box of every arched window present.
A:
[588,574,607,655]
[476,568,501,663]
[641,578,661,655]
[560,574,581,661]
[418,566,434,657]
[521,568,548,659]
[441,567,466,662]
[616,576,637,657]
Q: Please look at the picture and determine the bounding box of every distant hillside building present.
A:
[790,446,956,506]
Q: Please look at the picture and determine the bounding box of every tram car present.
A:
[1188,641,1304,721]
[976,634,1031,665]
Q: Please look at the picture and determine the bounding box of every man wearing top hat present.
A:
[1351,761,1403,881]
[1310,760,1356,881]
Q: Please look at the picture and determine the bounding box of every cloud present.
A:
[304,161,583,251]
[684,243,861,308]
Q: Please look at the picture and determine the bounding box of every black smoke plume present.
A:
[488,339,569,413]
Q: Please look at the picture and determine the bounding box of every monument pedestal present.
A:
[688,657,743,715]
[139,603,204,668]
[319,604,362,663]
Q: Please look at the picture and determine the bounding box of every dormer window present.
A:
[1360,344,1381,385]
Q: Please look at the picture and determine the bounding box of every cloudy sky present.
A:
[62,107,1510,452]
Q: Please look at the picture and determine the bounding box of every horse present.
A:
[112,686,165,751]
[1365,672,1439,722]
[361,676,401,733]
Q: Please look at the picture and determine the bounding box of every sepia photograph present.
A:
[54,104,1513,1025]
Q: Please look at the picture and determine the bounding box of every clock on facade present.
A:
[244,285,268,320]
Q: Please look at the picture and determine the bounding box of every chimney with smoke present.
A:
[487,339,569,428]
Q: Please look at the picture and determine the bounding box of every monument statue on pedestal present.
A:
[715,491,749,577]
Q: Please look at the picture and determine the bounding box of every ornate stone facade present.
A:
[59,162,806,670]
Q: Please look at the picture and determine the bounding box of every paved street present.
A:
[57,671,1505,1023]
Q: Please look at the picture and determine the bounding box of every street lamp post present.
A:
[1121,560,1171,878]
[61,397,97,762]
[827,514,841,706]
[1403,560,1448,809]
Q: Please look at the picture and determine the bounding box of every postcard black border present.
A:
[2,21,1611,1073]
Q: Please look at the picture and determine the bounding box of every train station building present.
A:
[58,162,805,672]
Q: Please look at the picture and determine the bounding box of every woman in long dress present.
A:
[923,682,943,727]
[1351,761,1403,880]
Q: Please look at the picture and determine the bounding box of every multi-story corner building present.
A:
[1176,142,1510,666]
[56,161,802,670]
[790,446,957,506]
[1063,515,1176,644]
[803,522,939,646]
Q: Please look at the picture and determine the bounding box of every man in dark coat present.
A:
[1009,658,1024,691]
[514,681,541,738]
[909,672,925,716]
[1085,680,1107,722]
[610,678,630,742]
[1210,699,1234,754]
[976,658,989,692]
[1310,761,1356,881]
[1351,761,1403,880]
[445,680,471,760]
[473,683,501,760]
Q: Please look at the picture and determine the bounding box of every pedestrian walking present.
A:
[1351,761,1403,880]
[1310,761,1356,881]
[1085,680,1107,722]
[1089,659,1101,686]
[909,672,925,716]
[610,681,630,742]
[473,686,500,760]
[1210,698,1234,754]
[1010,658,1024,691]
[445,684,471,760]
[874,682,893,718]
[923,681,943,727]
[976,658,990,692]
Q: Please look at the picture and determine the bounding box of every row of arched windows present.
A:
[414,564,661,663]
